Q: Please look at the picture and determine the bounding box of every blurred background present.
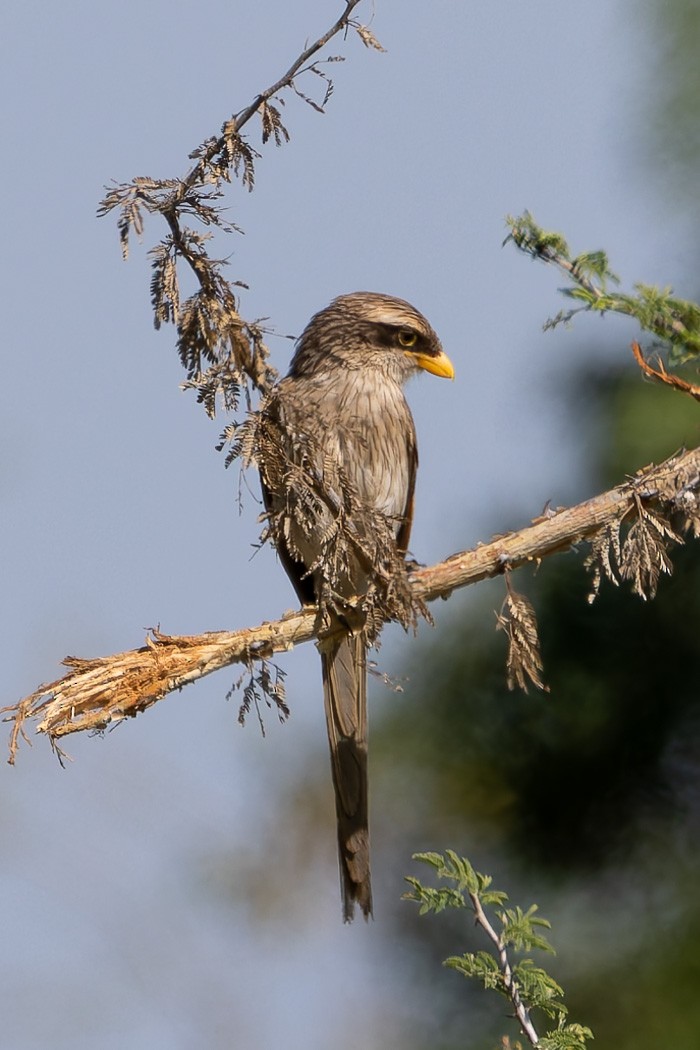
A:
[2,1,700,1047]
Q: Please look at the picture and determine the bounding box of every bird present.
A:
[257,291,454,921]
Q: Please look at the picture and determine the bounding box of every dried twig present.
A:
[98,0,377,416]
[631,340,700,402]
[162,0,368,302]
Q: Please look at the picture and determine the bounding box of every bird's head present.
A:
[289,291,454,383]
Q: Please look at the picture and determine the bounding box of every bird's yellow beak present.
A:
[407,349,455,380]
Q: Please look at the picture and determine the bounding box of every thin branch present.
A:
[468,891,540,1046]
[4,445,700,763]
[631,340,700,402]
[98,0,373,407]
[231,1,365,140]
[416,445,700,601]
[165,0,366,286]
[506,211,700,356]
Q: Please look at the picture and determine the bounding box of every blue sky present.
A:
[0,2,688,1047]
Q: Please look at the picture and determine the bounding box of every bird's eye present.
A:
[397,330,418,347]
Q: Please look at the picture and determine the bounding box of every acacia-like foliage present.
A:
[97,0,378,423]
[405,850,593,1049]
[506,210,700,363]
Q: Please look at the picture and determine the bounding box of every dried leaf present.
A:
[149,240,180,328]
[497,582,548,693]
[355,24,387,52]
[259,100,290,146]
[217,125,260,190]
[98,181,149,260]
[230,658,289,734]
[618,514,675,600]
[584,520,622,603]
[307,63,336,108]
[677,497,700,539]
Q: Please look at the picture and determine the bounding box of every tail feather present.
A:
[321,631,372,922]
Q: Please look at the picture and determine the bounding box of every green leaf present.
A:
[570,249,619,286]
[505,209,700,363]
[505,211,570,259]
[410,850,508,902]
[402,876,466,915]
[499,904,555,953]
[445,950,501,990]
[512,960,565,1018]
[405,850,593,1047]
[538,1021,594,1049]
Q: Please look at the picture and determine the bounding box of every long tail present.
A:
[321,631,372,922]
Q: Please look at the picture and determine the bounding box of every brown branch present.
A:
[232,3,365,136]
[99,0,373,403]
[631,340,700,402]
[4,446,700,764]
[164,0,366,308]
[416,447,700,600]
[180,0,365,202]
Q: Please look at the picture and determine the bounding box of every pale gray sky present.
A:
[0,2,685,1047]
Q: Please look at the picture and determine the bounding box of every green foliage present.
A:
[500,906,554,954]
[537,1022,594,1050]
[405,850,508,912]
[505,211,571,260]
[404,851,593,1049]
[505,210,700,361]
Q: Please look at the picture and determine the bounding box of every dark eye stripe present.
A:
[374,323,425,351]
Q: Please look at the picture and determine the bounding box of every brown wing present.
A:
[258,388,317,607]
[395,430,418,556]
[260,473,316,607]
